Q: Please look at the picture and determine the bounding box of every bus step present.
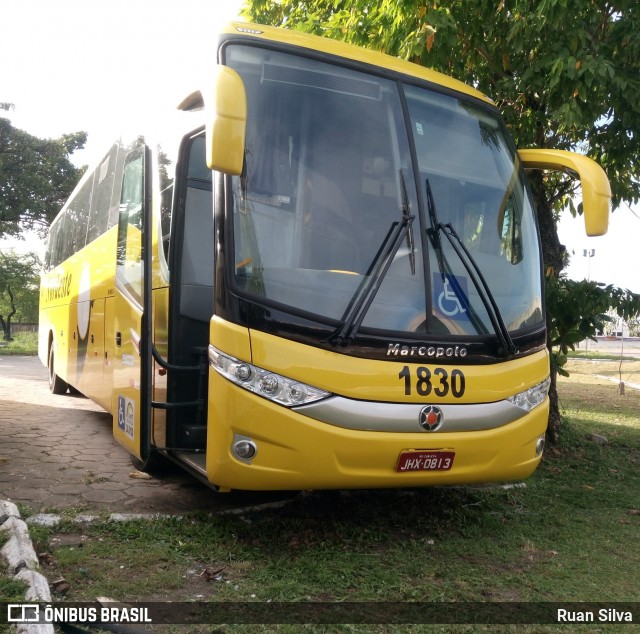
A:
[183,424,207,448]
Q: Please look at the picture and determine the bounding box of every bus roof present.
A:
[222,22,493,106]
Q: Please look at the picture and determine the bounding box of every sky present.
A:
[1,0,638,294]
[1,0,244,165]
[557,203,639,293]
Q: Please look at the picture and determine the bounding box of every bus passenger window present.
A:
[160,182,173,264]
[116,151,145,303]
[86,145,118,245]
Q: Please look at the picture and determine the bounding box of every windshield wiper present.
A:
[426,179,445,281]
[327,172,415,346]
[441,223,517,357]
[401,172,416,276]
[425,179,517,357]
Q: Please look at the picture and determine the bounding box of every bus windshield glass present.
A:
[226,45,543,341]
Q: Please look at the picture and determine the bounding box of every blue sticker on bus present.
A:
[117,395,135,439]
[117,396,125,432]
[433,273,470,321]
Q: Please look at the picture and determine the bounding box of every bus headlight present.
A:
[235,363,252,382]
[258,373,281,396]
[208,345,331,407]
[507,377,551,412]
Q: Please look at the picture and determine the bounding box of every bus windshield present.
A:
[226,45,543,343]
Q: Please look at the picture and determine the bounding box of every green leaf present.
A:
[0,117,86,238]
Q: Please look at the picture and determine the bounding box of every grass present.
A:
[0,577,30,634]
[0,331,38,355]
[3,361,640,632]
[562,357,640,391]
[567,350,637,362]
[0,575,29,602]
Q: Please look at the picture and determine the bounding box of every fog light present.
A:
[536,435,545,457]
[233,438,257,462]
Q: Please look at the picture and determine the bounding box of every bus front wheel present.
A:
[48,344,68,395]
[130,449,171,475]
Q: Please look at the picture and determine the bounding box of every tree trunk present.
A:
[0,315,11,341]
[1,284,17,341]
[546,365,561,443]
[528,172,565,275]
[528,171,565,442]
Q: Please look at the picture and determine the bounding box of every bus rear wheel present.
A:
[48,344,68,395]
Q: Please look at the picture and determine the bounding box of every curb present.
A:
[0,500,54,634]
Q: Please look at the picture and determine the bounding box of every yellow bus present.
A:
[38,22,610,491]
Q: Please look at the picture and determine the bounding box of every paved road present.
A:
[0,355,285,514]
[577,337,640,357]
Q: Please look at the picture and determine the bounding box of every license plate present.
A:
[396,451,455,472]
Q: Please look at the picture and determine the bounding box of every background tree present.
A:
[627,317,640,338]
[0,250,41,341]
[243,0,640,439]
[0,103,87,238]
[547,277,640,383]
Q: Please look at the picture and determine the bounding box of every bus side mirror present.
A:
[518,148,610,236]
[207,66,247,176]
[179,67,247,176]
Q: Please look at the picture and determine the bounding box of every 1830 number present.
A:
[398,365,465,398]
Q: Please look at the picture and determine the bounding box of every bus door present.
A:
[112,143,152,461]
[164,132,213,455]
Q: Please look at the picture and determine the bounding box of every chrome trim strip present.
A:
[294,396,528,433]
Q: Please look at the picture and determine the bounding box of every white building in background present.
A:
[602,313,638,339]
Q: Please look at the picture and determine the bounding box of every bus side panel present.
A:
[52,303,72,384]
[37,301,52,368]
[38,271,73,385]
[111,292,143,457]
[37,304,49,368]
[66,281,80,389]
[101,295,115,414]
[151,286,170,449]
[74,229,119,409]
[79,297,106,406]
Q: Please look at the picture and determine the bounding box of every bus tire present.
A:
[48,344,68,395]
[130,449,171,475]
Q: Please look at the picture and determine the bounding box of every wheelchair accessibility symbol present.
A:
[434,274,470,320]
[117,395,135,440]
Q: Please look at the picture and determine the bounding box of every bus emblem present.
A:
[419,405,443,432]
